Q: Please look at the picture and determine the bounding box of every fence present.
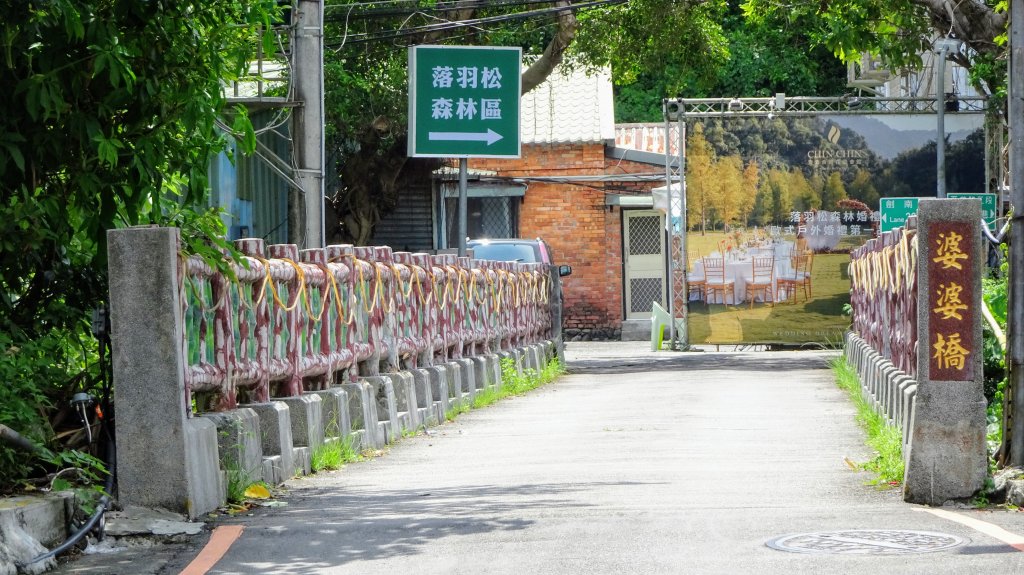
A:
[181,238,554,413]
[108,227,560,517]
[849,225,919,379]
[844,199,987,505]
[845,225,919,463]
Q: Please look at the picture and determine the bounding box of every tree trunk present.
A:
[521,1,578,94]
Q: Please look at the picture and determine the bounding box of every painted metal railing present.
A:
[179,239,553,414]
[848,226,919,378]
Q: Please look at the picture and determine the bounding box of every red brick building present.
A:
[372,67,670,340]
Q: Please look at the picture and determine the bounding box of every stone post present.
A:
[904,199,987,505]
[108,227,224,518]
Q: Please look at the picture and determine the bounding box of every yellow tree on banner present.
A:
[788,169,818,212]
[764,168,794,223]
[822,171,849,211]
[716,155,743,229]
[686,124,717,235]
[740,160,760,227]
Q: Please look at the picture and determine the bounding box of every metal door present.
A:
[624,210,666,319]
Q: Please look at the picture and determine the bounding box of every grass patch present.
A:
[471,386,502,409]
[447,356,565,419]
[311,433,360,472]
[831,356,905,486]
[445,399,471,421]
[225,466,263,504]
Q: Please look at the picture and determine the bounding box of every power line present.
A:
[324,0,562,20]
[324,0,626,49]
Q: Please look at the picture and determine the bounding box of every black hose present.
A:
[17,306,118,571]
[16,440,116,571]
[0,424,46,455]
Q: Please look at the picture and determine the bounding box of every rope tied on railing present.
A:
[321,263,357,326]
[173,239,557,413]
[256,256,305,312]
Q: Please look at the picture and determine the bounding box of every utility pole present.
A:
[934,37,962,199]
[1007,0,1024,467]
[291,0,326,248]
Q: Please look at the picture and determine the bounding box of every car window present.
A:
[468,243,538,262]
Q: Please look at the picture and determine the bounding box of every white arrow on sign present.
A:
[428,129,504,145]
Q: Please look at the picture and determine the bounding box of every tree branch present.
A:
[521,1,578,94]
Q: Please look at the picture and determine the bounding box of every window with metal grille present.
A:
[630,277,663,313]
[629,216,662,255]
[446,196,518,245]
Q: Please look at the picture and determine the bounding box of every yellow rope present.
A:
[435,267,453,310]
[357,262,379,314]
[378,264,393,314]
[258,257,304,312]
[301,268,331,323]
[411,266,427,305]
[236,259,269,311]
[390,264,415,299]
[324,265,356,325]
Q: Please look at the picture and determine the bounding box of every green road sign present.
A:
[879,197,920,232]
[408,45,521,158]
[948,193,998,228]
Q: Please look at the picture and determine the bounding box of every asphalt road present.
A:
[56,342,1024,574]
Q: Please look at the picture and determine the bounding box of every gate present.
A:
[624,210,666,320]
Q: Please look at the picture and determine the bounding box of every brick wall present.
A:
[470,143,665,338]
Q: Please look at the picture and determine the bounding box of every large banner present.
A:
[684,113,984,345]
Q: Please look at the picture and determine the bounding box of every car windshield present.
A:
[469,243,538,263]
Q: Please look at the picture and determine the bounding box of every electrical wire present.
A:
[325,0,562,19]
[324,0,625,48]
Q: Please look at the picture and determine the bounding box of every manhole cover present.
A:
[766,530,967,555]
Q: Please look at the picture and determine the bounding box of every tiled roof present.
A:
[520,64,614,144]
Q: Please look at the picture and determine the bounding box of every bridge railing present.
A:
[848,225,919,379]
[179,237,554,416]
[845,199,989,506]
[109,226,563,517]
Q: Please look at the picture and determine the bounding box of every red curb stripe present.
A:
[179,525,245,575]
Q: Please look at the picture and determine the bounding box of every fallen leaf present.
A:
[244,484,271,499]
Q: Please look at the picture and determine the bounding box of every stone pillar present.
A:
[362,376,400,443]
[904,199,987,505]
[108,227,225,517]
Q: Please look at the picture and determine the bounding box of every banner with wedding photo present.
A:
[683,112,985,345]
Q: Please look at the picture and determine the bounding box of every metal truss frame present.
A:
[660,95,989,350]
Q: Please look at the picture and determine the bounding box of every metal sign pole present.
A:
[458,157,468,257]
[664,110,676,346]
[677,119,689,350]
[662,99,689,350]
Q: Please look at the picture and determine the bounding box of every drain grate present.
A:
[766,530,967,555]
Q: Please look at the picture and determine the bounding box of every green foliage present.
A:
[614,4,848,122]
[0,326,100,488]
[982,247,1008,451]
[471,387,503,409]
[572,1,729,88]
[43,448,109,514]
[1,0,278,490]
[740,0,1007,98]
[831,356,904,486]
[225,466,259,506]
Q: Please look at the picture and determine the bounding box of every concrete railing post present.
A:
[108,227,224,518]
[904,199,987,505]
